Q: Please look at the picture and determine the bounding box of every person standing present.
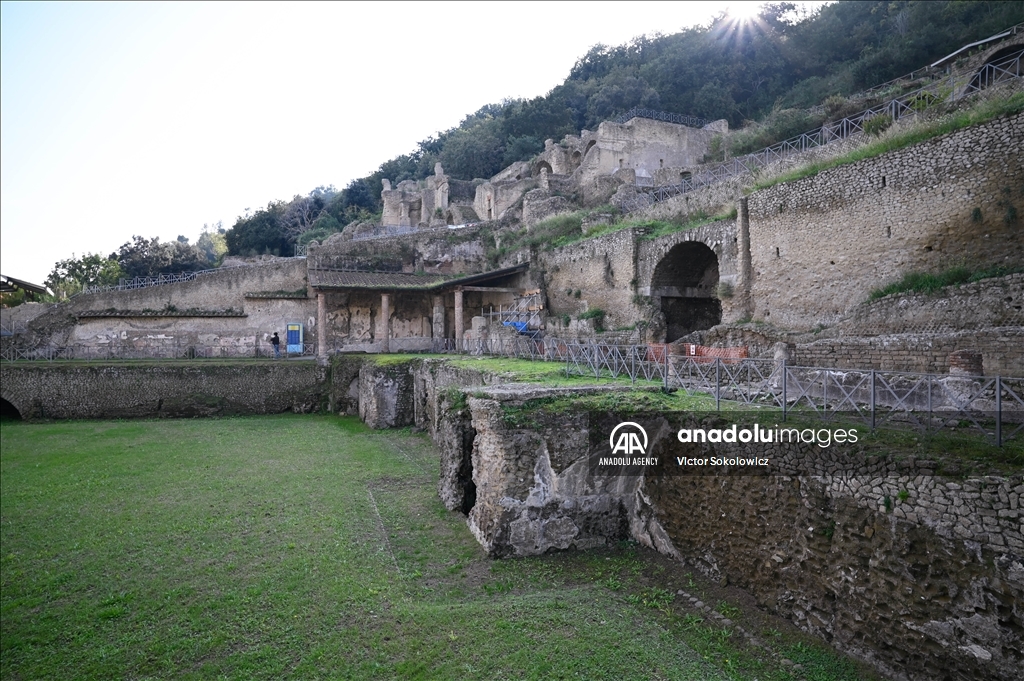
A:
[270,332,281,359]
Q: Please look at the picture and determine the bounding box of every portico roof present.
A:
[309,263,528,292]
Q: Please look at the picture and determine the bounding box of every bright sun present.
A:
[725,2,763,22]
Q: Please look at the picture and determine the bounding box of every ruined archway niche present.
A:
[970,44,1022,91]
[651,241,722,342]
[0,397,22,420]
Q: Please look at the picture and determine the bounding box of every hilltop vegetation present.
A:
[225,0,1021,256]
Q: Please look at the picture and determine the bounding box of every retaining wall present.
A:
[0,360,328,419]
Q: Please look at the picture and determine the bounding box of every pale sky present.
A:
[1,1,826,285]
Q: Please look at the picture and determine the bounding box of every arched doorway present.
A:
[533,160,553,177]
[1,397,22,420]
[969,45,1022,91]
[651,241,721,342]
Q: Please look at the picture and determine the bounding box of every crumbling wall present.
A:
[539,228,641,330]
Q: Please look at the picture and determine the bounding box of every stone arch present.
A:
[970,45,1022,91]
[651,241,721,342]
[583,140,597,158]
[1,395,23,420]
[570,150,582,170]
[533,160,553,177]
[446,210,455,226]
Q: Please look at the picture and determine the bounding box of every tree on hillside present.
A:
[224,202,289,256]
[196,222,228,265]
[111,235,211,278]
[45,253,123,300]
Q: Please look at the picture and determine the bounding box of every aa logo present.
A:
[609,422,648,456]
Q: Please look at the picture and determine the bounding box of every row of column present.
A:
[315,288,465,358]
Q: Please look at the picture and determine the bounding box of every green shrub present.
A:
[868,264,1024,300]
[578,308,606,332]
[863,113,893,136]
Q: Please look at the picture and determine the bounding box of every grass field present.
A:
[1,415,872,680]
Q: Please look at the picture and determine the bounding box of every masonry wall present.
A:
[538,228,641,332]
[829,273,1024,336]
[441,392,1023,680]
[746,111,1024,331]
[0,361,328,420]
[647,456,1024,681]
[792,328,1024,376]
[26,259,314,353]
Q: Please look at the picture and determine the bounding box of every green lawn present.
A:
[1,415,870,680]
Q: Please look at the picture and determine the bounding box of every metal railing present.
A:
[619,48,1023,214]
[4,336,1020,444]
[613,107,709,128]
[399,338,1023,445]
[77,269,221,297]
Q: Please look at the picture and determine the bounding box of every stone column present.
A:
[432,295,445,342]
[317,291,328,361]
[454,288,464,348]
[381,293,391,353]
[736,197,753,318]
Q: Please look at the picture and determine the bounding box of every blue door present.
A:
[286,323,303,354]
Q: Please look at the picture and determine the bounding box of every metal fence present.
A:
[78,269,222,297]
[619,48,1023,214]
[405,338,1024,446]
[613,107,709,128]
[4,337,1020,444]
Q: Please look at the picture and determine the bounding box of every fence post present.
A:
[927,378,932,431]
[869,370,875,431]
[822,369,827,416]
[782,360,787,421]
[996,376,1002,447]
[663,345,668,389]
[715,358,721,411]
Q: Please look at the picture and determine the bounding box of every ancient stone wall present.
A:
[829,273,1024,336]
[791,328,1024,376]
[429,387,1024,680]
[0,360,327,420]
[25,259,314,353]
[582,117,719,184]
[746,111,1024,331]
[538,228,641,331]
[646,439,1023,681]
